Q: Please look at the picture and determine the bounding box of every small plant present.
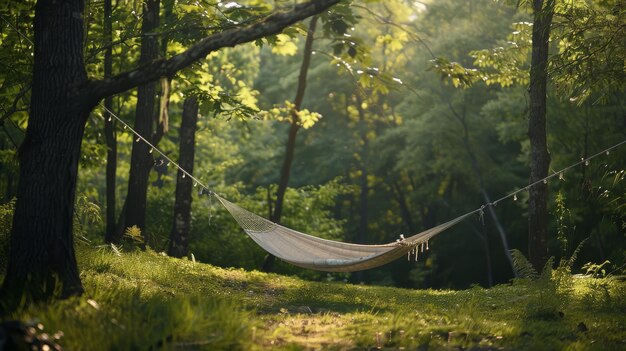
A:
[510,246,587,321]
[510,249,538,280]
[555,191,572,255]
[73,194,102,241]
[582,260,611,278]
[0,199,15,271]
[124,225,145,246]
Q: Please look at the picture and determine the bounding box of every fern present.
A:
[110,243,123,257]
[564,237,588,273]
[510,249,539,279]
[539,256,555,282]
[124,225,144,245]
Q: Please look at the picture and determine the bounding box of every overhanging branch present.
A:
[89,0,340,100]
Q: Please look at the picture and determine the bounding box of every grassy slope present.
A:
[3,246,626,350]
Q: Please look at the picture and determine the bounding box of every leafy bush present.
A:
[510,247,584,321]
[73,194,103,244]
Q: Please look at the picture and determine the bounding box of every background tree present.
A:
[167,96,198,257]
[102,0,116,243]
[262,15,319,272]
[114,0,163,245]
[527,0,555,271]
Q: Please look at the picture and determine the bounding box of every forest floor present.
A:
[3,246,626,350]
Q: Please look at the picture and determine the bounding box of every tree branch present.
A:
[88,0,340,101]
[0,85,30,125]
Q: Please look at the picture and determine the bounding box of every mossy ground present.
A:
[2,246,625,350]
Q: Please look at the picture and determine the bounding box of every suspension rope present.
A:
[97,102,626,225]
[99,102,211,194]
[489,140,626,207]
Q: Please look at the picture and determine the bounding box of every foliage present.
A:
[73,194,102,242]
[123,225,145,246]
[582,260,611,278]
[510,242,597,322]
[430,57,482,88]
[550,0,626,103]
[0,199,14,272]
[466,0,625,104]
[510,249,539,280]
[258,101,322,129]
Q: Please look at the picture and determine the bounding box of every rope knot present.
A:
[478,205,485,224]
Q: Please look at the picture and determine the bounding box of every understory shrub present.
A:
[0,199,15,274]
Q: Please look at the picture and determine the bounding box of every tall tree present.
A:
[527,0,555,271]
[103,0,117,243]
[263,15,319,272]
[168,97,198,257]
[115,0,161,244]
[0,0,340,310]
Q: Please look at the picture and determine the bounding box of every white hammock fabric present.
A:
[216,194,474,272]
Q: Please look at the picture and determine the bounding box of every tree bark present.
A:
[103,0,117,243]
[390,179,416,234]
[528,0,554,271]
[352,93,369,283]
[168,97,198,258]
[263,15,318,272]
[117,0,161,244]
[0,0,91,309]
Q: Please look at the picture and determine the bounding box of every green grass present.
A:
[2,245,626,350]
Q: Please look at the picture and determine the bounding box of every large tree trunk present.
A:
[263,15,318,272]
[0,0,90,309]
[528,0,554,271]
[103,0,117,243]
[117,0,161,244]
[168,97,198,257]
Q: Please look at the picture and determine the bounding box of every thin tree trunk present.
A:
[168,97,198,257]
[352,93,369,283]
[390,179,416,234]
[528,0,554,271]
[451,102,516,276]
[263,15,318,272]
[117,0,161,244]
[0,0,89,309]
[468,148,511,281]
[103,0,117,243]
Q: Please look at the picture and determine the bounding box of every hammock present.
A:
[215,194,474,272]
